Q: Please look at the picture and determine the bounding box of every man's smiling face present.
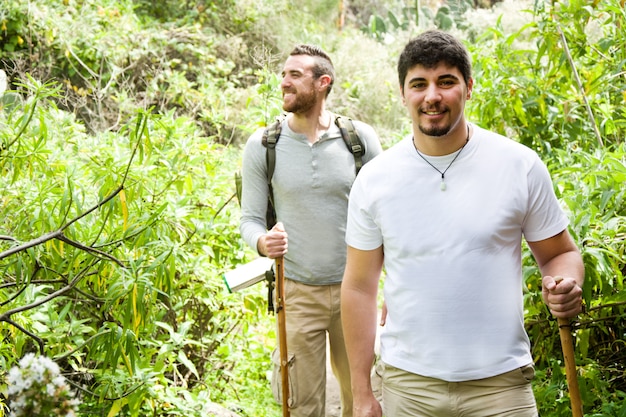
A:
[402,63,473,137]
[280,54,321,114]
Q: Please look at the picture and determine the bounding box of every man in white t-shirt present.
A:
[341,30,584,417]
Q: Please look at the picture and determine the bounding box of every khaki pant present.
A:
[382,363,538,417]
[271,279,352,417]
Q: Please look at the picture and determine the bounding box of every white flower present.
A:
[7,354,80,417]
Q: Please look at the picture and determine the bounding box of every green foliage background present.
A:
[0,0,624,416]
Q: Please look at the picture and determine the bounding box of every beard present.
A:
[282,88,317,114]
[418,123,451,137]
[417,106,453,137]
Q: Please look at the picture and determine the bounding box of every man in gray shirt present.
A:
[240,44,382,417]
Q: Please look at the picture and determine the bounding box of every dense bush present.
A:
[465,0,626,414]
[0,75,266,415]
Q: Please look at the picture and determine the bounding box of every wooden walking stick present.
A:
[275,256,290,417]
[554,277,583,417]
[557,316,583,417]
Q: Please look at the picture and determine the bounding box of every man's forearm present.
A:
[540,250,585,287]
[342,287,378,396]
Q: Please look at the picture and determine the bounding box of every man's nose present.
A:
[424,85,441,103]
[280,75,291,89]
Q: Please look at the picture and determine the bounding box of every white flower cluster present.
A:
[7,353,80,417]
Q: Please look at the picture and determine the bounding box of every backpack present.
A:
[259,113,364,228]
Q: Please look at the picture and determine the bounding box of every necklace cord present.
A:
[413,124,471,181]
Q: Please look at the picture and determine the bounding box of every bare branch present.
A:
[555,22,604,148]
[56,234,126,268]
[65,378,145,401]
[0,279,66,290]
[62,184,124,231]
[0,259,98,321]
[0,231,62,260]
[0,263,42,307]
[4,318,45,354]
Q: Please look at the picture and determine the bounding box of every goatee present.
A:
[418,125,451,137]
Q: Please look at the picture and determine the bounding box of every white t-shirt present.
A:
[346,125,569,381]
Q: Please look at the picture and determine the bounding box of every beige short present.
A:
[382,363,538,417]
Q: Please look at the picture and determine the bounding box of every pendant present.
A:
[440,181,446,191]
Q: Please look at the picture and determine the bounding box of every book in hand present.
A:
[223,257,274,293]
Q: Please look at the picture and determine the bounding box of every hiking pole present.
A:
[554,277,583,417]
[275,255,290,417]
[557,316,583,417]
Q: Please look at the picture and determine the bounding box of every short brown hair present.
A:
[290,44,335,96]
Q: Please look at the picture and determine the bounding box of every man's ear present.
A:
[466,77,474,100]
[318,74,332,92]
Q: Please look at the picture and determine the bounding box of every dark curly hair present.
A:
[398,30,472,90]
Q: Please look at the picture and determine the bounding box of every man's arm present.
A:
[239,130,271,251]
[239,129,289,259]
[341,245,384,417]
[528,229,584,319]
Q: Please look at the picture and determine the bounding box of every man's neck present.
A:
[413,121,471,156]
[289,108,332,143]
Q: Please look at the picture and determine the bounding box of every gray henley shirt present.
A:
[240,115,382,285]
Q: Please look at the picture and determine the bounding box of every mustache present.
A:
[419,106,448,113]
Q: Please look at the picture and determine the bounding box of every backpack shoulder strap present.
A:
[334,115,364,174]
[261,113,287,228]
[262,113,288,179]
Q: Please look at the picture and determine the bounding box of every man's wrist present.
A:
[256,235,267,257]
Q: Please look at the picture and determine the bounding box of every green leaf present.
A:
[177,350,199,379]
